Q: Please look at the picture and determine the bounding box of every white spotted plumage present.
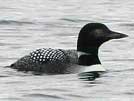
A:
[29,48,66,64]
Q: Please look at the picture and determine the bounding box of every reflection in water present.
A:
[78,71,103,81]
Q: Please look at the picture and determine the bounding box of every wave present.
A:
[0,20,34,25]
[119,22,134,27]
[24,93,65,100]
[60,18,90,23]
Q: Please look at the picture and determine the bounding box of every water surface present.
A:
[0,0,133,100]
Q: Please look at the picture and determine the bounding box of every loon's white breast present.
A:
[65,64,106,74]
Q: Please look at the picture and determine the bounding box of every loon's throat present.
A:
[77,47,99,55]
[78,51,101,66]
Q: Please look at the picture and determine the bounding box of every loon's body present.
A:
[11,48,78,73]
[10,23,128,74]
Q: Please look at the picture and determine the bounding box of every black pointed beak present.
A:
[107,30,128,40]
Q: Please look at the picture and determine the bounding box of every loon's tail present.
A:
[4,63,15,68]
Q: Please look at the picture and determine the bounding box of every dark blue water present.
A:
[0,0,133,100]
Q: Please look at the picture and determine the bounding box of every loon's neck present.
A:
[77,30,102,66]
[77,48,101,66]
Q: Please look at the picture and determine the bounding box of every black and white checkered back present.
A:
[30,48,66,64]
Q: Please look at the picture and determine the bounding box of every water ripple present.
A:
[64,94,87,98]
[24,93,65,100]
[119,23,134,27]
[44,88,69,92]
[0,20,34,25]
[60,18,90,23]
[107,58,134,62]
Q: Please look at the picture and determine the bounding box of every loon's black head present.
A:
[77,23,128,65]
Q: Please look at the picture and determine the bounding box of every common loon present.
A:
[9,23,128,74]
